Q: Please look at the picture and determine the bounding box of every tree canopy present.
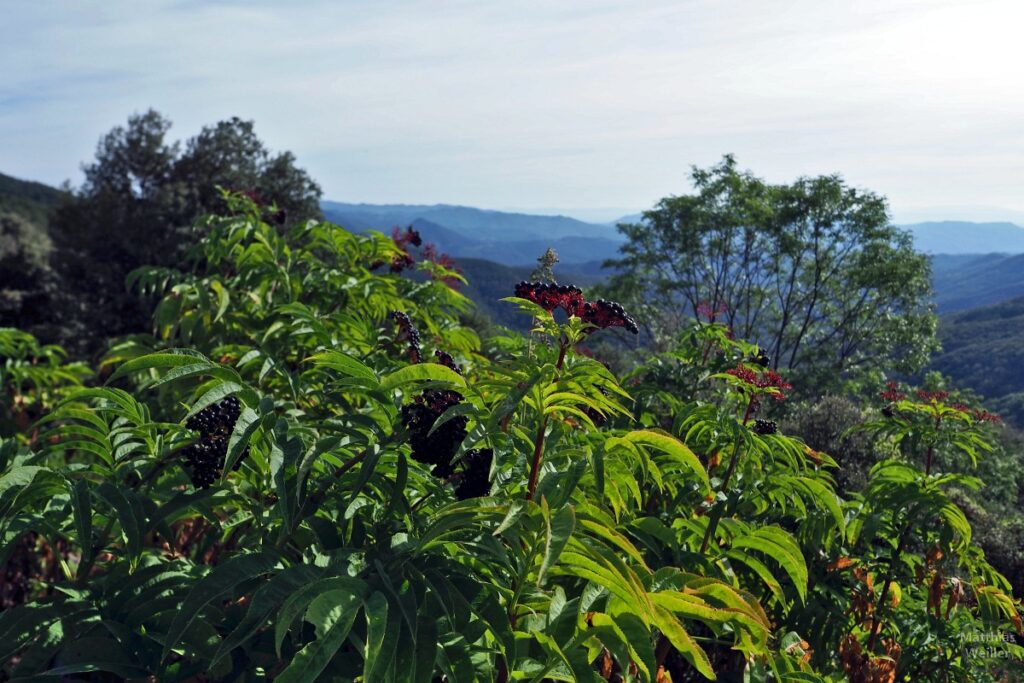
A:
[48,110,322,356]
[607,156,937,387]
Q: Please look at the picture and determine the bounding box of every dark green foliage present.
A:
[933,296,1024,426]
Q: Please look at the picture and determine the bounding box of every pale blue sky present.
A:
[2,0,1023,222]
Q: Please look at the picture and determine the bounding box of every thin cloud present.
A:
[1,0,1022,220]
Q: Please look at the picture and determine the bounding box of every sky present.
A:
[2,0,1023,223]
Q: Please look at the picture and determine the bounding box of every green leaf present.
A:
[651,605,715,679]
[363,591,394,681]
[275,576,369,656]
[309,350,379,383]
[538,503,575,585]
[379,363,467,391]
[107,350,212,382]
[211,564,323,667]
[162,551,279,661]
[733,527,808,603]
[69,479,92,565]
[622,429,710,492]
[94,482,143,563]
[222,406,262,477]
[275,589,362,683]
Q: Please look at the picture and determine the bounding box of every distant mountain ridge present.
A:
[322,201,623,241]
[902,220,1024,254]
[930,253,1024,313]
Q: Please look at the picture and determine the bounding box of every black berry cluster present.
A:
[391,310,422,363]
[389,315,487,495]
[514,281,639,334]
[433,349,462,375]
[753,419,778,435]
[401,389,468,478]
[182,396,249,488]
[454,448,493,500]
[750,349,771,367]
[581,300,639,334]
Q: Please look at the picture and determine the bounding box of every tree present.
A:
[0,211,54,332]
[607,156,937,387]
[48,110,322,356]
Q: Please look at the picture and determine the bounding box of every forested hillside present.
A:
[0,171,63,225]
[934,296,1024,425]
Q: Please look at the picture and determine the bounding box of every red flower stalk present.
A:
[880,381,906,402]
[726,365,792,400]
[696,299,729,322]
[392,225,422,249]
[972,409,1002,424]
[915,389,950,403]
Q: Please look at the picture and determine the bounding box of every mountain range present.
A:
[321,201,627,266]
[902,221,1024,254]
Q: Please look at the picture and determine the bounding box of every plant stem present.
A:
[699,396,755,553]
[526,338,568,501]
[867,527,909,652]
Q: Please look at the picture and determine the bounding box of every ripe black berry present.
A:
[751,350,770,367]
[390,310,422,363]
[434,349,462,375]
[401,389,468,473]
[753,419,777,435]
[183,396,249,488]
[454,448,493,500]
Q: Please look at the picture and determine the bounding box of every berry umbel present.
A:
[753,419,778,435]
[454,448,493,500]
[182,396,249,488]
[513,281,638,334]
[401,389,468,478]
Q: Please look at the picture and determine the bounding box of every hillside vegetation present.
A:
[1,196,1021,682]
[934,296,1024,425]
